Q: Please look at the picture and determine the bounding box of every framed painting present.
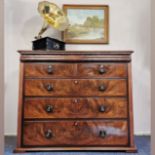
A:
[62,5,109,44]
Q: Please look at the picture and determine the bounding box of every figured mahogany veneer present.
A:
[25,63,127,78]
[14,51,137,153]
[24,97,128,119]
[78,63,127,78]
[25,79,127,97]
[25,63,75,78]
[23,120,128,146]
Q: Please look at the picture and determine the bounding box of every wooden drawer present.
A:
[25,79,127,97]
[24,97,128,119]
[24,63,75,77]
[23,120,128,146]
[77,63,127,78]
[24,63,127,78]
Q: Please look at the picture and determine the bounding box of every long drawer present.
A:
[25,79,127,97]
[23,120,128,146]
[24,63,127,78]
[24,97,128,119]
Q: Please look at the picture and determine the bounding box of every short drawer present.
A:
[25,79,127,97]
[24,63,75,77]
[23,120,128,146]
[24,63,128,78]
[24,97,128,119]
[77,63,127,78]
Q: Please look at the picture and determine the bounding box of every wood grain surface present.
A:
[23,120,128,146]
[77,63,127,78]
[24,63,127,78]
[18,51,133,62]
[15,51,136,152]
[25,63,75,77]
[25,79,127,97]
[24,97,128,119]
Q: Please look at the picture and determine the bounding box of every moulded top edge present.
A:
[18,50,134,55]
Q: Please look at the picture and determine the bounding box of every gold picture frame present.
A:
[62,5,109,44]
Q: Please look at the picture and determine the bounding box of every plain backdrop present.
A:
[151,0,155,153]
[0,0,4,154]
[4,0,151,135]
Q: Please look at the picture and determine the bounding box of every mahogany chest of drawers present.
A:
[14,51,137,153]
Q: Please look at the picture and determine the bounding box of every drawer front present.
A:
[23,120,128,146]
[24,97,128,119]
[24,63,127,78]
[24,63,75,77]
[25,79,127,97]
[78,63,127,78]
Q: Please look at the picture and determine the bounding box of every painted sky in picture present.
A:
[67,9,104,25]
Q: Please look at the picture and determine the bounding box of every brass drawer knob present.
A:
[99,85,106,91]
[47,65,53,74]
[99,130,106,138]
[45,104,53,113]
[45,129,53,139]
[99,66,106,74]
[99,105,106,112]
[45,84,53,91]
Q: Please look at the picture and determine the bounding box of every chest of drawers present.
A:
[14,51,137,153]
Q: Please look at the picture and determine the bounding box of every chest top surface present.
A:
[18,50,133,62]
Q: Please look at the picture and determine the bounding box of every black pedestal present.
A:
[32,37,65,50]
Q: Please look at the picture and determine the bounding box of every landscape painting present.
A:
[63,5,109,44]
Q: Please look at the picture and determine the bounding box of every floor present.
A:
[5,136,150,155]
